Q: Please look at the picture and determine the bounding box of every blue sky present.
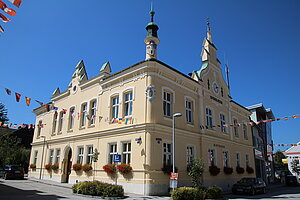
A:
[0,0,299,151]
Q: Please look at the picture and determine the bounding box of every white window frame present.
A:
[206,108,213,128]
[220,113,227,133]
[52,112,58,134]
[163,142,172,166]
[233,118,238,137]
[208,149,216,167]
[243,124,248,140]
[223,151,230,167]
[86,146,93,164]
[80,103,87,127]
[89,100,97,125]
[49,149,54,164]
[77,147,84,164]
[58,111,64,133]
[124,91,133,117]
[236,152,241,167]
[163,91,172,117]
[111,96,119,119]
[186,145,195,165]
[108,143,117,164]
[68,107,75,130]
[185,99,193,124]
[55,149,60,164]
[122,142,131,164]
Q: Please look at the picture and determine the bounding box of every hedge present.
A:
[171,186,222,200]
[72,181,124,197]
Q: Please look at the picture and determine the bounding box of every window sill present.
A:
[67,129,73,133]
[88,124,95,128]
[187,123,194,127]
[79,127,86,130]
[163,116,172,121]
[57,132,62,135]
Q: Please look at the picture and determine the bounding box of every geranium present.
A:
[236,166,245,174]
[246,166,254,174]
[103,164,116,174]
[30,164,36,169]
[209,166,220,176]
[72,163,83,171]
[117,164,132,174]
[45,163,52,170]
[51,163,59,170]
[83,164,93,172]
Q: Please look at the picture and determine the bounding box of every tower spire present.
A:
[206,18,212,43]
[144,2,160,60]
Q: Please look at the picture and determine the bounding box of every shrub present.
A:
[73,163,83,171]
[162,164,177,175]
[51,163,59,170]
[117,164,132,174]
[236,166,245,174]
[187,158,204,187]
[30,164,36,169]
[171,187,198,200]
[205,185,223,199]
[223,166,233,174]
[83,164,93,172]
[45,163,52,170]
[72,181,124,197]
[246,166,254,173]
[209,166,220,176]
[103,164,116,174]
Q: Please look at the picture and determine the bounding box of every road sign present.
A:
[170,172,179,180]
[170,180,178,189]
[113,154,121,162]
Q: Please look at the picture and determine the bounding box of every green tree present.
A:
[0,102,9,123]
[187,158,205,188]
[273,150,286,171]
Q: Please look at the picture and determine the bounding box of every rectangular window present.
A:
[68,107,75,130]
[124,92,133,117]
[220,114,226,133]
[77,147,84,164]
[234,119,238,137]
[186,146,195,164]
[243,124,248,140]
[109,143,117,164]
[52,112,58,134]
[112,96,119,119]
[163,142,172,166]
[208,149,216,167]
[186,100,193,124]
[33,151,38,165]
[80,103,87,127]
[223,151,229,167]
[55,149,60,164]
[122,142,131,164]
[86,146,93,164]
[206,108,213,128]
[163,91,172,117]
[89,100,97,125]
[237,153,241,167]
[37,120,42,137]
[58,111,64,133]
[49,149,54,164]
[246,154,250,167]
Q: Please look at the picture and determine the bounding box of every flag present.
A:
[0,13,10,22]
[5,88,11,95]
[0,122,2,126]
[0,25,3,32]
[35,100,44,106]
[15,92,21,102]
[62,109,67,114]
[292,115,298,119]
[0,1,16,16]
[8,0,22,7]
[45,104,50,111]
[25,97,31,106]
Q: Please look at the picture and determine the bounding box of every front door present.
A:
[65,149,72,183]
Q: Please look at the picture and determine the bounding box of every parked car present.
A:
[0,165,24,180]
[286,175,300,186]
[232,177,266,195]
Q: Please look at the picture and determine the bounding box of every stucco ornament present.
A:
[146,85,156,100]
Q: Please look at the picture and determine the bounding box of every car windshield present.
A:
[239,178,255,183]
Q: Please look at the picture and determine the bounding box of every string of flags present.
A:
[0,0,22,33]
[272,143,300,147]
[0,121,34,129]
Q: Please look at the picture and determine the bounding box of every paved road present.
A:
[0,178,299,200]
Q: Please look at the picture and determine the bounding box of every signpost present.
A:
[113,154,121,185]
[170,172,179,189]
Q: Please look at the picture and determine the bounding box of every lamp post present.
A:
[39,136,46,179]
[172,113,182,182]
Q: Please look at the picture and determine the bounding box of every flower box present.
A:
[103,164,116,174]
[51,163,59,170]
[72,163,83,171]
[209,166,220,176]
[83,164,93,172]
[117,164,132,174]
[246,166,254,174]
[45,163,52,170]
[223,166,233,174]
[236,166,245,174]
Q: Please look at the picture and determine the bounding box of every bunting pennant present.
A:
[0,25,3,32]
[62,109,67,114]
[99,116,103,122]
[35,100,44,106]
[15,92,21,102]
[8,0,22,8]
[0,0,16,16]
[25,97,31,106]
[0,13,10,22]
[4,88,11,95]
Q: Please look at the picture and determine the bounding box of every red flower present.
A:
[103,164,116,174]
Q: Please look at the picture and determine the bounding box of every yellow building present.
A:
[29,9,255,195]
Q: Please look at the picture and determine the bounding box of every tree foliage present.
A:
[273,150,286,171]
[187,158,205,188]
[0,102,9,123]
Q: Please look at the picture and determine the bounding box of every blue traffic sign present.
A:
[113,154,121,162]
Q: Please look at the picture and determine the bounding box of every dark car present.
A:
[286,175,300,186]
[232,177,266,195]
[0,165,24,180]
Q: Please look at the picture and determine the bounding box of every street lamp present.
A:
[39,136,46,179]
[172,113,182,176]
